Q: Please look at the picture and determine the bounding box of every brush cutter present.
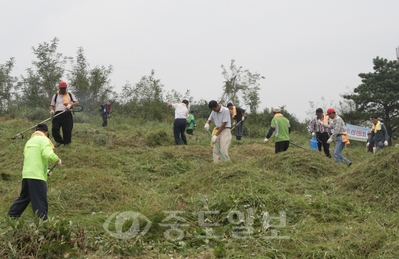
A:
[230,119,243,132]
[47,163,57,177]
[289,141,307,150]
[12,105,83,139]
[207,130,227,161]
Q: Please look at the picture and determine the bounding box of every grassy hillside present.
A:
[1,114,399,258]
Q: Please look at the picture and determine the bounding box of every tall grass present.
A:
[1,113,398,258]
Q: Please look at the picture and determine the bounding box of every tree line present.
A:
[1,38,398,142]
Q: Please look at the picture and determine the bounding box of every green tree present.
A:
[221,59,264,111]
[20,38,71,109]
[189,99,211,119]
[165,89,193,105]
[119,70,166,121]
[0,58,19,114]
[242,86,261,113]
[68,47,113,113]
[343,57,399,142]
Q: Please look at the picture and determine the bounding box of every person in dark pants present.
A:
[8,123,61,220]
[366,131,375,153]
[368,115,389,153]
[264,107,291,154]
[227,103,246,140]
[308,108,332,158]
[168,100,189,145]
[100,101,112,127]
[50,81,79,147]
[186,110,196,135]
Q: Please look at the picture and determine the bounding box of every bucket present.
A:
[310,135,318,150]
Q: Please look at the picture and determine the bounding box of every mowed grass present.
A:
[1,114,399,258]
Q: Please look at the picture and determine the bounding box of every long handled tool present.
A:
[289,141,307,150]
[207,130,227,161]
[230,119,243,132]
[12,111,67,139]
[47,163,57,177]
[12,105,83,139]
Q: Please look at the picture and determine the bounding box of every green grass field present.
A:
[1,114,399,258]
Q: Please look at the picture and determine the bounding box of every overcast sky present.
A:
[2,0,399,121]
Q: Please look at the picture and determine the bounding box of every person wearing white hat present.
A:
[264,107,291,154]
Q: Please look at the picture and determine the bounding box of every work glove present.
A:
[384,141,388,146]
[47,169,52,177]
[211,135,218,143]
[327,138,333,144]
[66,104,72,110]
[233,121,236,126]
[204,123,210,131]
[264,138,269,144]
[50,110,55,116]
[366,142,370,148]
[58,159,62,166]
[311,132,315,136]
[242,117,245,121]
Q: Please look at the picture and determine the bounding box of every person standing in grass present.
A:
[227,103,246,140]
[100,101,112,127]
[366,131,375,153]
[50,81,79,147]
[320,108,352,167]
[168,100,189,145]
[308,108,332,158]
[204,100,232,163]
[7,123,62,220]
[264,106,291,154]
[186,110,196,135]
[368,115,389,153]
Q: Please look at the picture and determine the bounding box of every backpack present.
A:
[53,92,74,103]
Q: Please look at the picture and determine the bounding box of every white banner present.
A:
[345,124,371,142]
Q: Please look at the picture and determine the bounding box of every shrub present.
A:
[0,217,86,259]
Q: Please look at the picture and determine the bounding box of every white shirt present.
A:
[50,92,77,112]
[172,103,188,119]
[208,106,231,128]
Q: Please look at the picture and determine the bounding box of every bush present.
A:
[20,107,49,121]
[0,217,86,258]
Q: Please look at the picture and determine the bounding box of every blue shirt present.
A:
[101,103,112,115]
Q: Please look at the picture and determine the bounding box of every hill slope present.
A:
[1,117,399,258]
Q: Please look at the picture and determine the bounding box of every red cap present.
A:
[326,108,335,115]
[59,81,67,88]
